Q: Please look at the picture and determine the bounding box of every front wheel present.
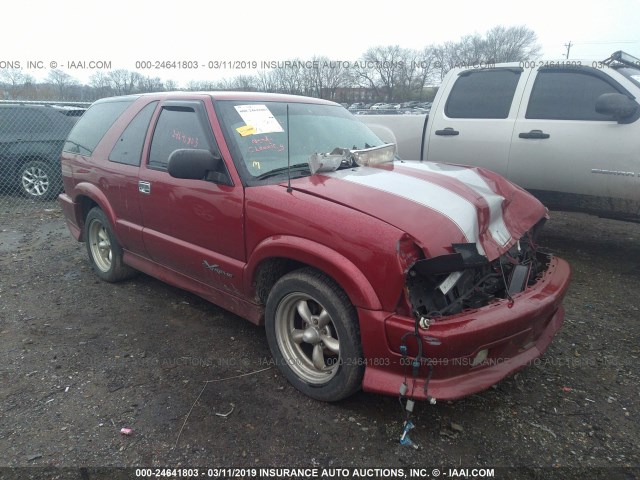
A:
[265,268,364,402]
[85,207,137,282]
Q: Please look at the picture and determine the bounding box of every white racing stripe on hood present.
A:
[327,168,484,253]
[401,162,512,247]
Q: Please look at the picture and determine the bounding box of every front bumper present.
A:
[359,256,571,401]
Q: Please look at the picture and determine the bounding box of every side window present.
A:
[109,101,158,166]
[526,70,622,120]
[64,100,134,155]
[148,106,213,169]
[445,69,521,119]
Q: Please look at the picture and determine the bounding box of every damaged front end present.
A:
[407,220,549,319]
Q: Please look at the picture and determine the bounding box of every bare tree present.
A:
[456,34,487,64]
[413,47,438,97]
[482,25,541,63]
[138,76,164,93]
[256,70,277,92]
[107,70,128,95]
[107,69,142,95]
[307,56,350,100]
[269,59,308,94]
[395,49,425,101]
[47,69,78,100]
[354,46,414,101]
[89,71,113,99]
[186,80,215,91]
[433,41,460,80]
[226,75,260,91]
[0,69,35,99]
[433,25,541,79]
[164,79,179,91]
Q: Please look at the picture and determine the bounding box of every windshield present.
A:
[215,100,385,184]
[617,67,640,89]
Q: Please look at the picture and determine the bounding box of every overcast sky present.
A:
[3,0,639,86]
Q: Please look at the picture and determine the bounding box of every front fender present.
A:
[245,235,382,311]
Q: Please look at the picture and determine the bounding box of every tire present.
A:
[84,207,137,282]
[19,160,61,200]
[265,268,364,402]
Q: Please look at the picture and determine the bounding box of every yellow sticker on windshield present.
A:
[237,125,256,136]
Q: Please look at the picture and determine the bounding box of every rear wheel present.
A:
[85,207,137,282]
[265,268,364,401]
[19,160,61,200]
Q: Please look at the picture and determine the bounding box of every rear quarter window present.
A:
[109,101,158,166]
[63,99,135,156]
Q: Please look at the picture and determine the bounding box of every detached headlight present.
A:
[352,143,396,166]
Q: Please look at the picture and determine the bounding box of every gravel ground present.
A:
[0,200,639,480]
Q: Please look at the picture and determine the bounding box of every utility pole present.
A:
[564,41,573,59]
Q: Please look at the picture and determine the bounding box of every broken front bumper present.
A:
[358,256,571,401]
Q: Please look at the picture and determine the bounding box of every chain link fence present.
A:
[0,100,90,212]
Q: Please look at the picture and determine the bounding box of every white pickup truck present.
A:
[360,51,640,221]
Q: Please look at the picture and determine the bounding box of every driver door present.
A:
[138,98,245,292]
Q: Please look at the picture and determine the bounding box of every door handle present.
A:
[435,127,459,136]
[138,181,151,194]
[519,130,550,139]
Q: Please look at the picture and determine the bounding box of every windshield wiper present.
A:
[255,163,310,180]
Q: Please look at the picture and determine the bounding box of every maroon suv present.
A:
[59,92,571,402]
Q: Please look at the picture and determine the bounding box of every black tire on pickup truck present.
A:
[84,207,138,283]
[19,159,61,200]
[265,268,365,402]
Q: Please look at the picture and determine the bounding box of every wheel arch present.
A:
[246,236,382,311]
[70,183,118,242]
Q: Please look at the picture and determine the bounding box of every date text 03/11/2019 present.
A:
[131,60,445,70]
[133,467,497,478]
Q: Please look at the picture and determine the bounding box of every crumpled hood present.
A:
[288,160,547,260]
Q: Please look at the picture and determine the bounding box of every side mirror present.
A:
[595,93,638,123]
[168,149,222,180]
